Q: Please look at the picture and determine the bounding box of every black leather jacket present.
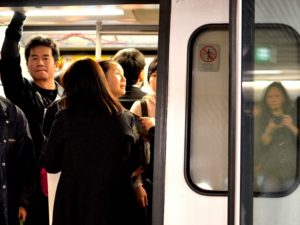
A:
[0,97,35,225]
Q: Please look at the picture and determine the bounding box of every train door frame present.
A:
[151,1,170,224]
[238,1,255,225]
[229,0,240,225]
[0,1,170,225]
[234,1,253,225]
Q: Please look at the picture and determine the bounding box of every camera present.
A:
[272,115,283,124]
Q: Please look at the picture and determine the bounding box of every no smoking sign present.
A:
[200,45,217,63]
[198,44,220,71]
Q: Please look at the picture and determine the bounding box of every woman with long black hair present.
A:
[254,82,298,193]
[41,58,140,225]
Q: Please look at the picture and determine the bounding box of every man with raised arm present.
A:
[1,11,63,225]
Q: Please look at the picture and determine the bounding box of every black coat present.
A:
[119,86,147,109]
[0,97,35,225]
[41,109,141,225]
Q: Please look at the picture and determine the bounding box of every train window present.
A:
[248,25,300,196]
[185,25,229,194]
[247,0,300,224]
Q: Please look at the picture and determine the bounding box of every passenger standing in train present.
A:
[99,59,151,225]
[130,56,158,225]
[1,11,63,225]
[40,58,141,225]
[112,48,147,109]
[254,82,298,192]
[0,96,35,225]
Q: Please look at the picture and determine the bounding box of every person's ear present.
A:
[138,69,145,82]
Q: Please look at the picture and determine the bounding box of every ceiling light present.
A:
[0,8,124,17]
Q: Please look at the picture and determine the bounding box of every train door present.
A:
[162,0,300,225]
[161,0,229,225]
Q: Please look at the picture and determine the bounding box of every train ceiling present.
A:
[0,5,159,27]
[0,5,159,50]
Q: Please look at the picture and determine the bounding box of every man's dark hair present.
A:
[112,48,145,86]
[25,36,60,63]
[147,56,158,82]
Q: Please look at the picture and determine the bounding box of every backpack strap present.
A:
[140,99,148,117]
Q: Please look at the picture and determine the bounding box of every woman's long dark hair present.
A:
[62,58,123,115]
[98,60,112,78]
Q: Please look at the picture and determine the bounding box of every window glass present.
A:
[251,25,300,195]
[186,26,229,193]
[247,0,300,224]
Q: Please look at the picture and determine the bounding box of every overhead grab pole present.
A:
[96,21,102,60]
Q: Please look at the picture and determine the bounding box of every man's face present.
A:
[27,46,57,83]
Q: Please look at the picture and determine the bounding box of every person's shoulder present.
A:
[118,110,141,130]
[0,96,16,111]
[131,86,147,98]
[120,109,135,121]
[121,110,142,129]
[124,86,146,98]
[0,96,10,114]
[0,96,26,120]
[116,110,138,140]
[0,96,11,105]
[130,99,142,116]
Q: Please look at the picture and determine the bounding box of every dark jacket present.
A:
[41,109,141,225]
[0,97,35,225]
[120,86,147,109]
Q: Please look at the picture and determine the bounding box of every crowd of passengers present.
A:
[0,11,157,225]
[1,9,300,225]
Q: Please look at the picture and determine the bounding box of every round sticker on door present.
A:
[200,45,217,63]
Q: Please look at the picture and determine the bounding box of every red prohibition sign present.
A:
[200,45,217,63]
